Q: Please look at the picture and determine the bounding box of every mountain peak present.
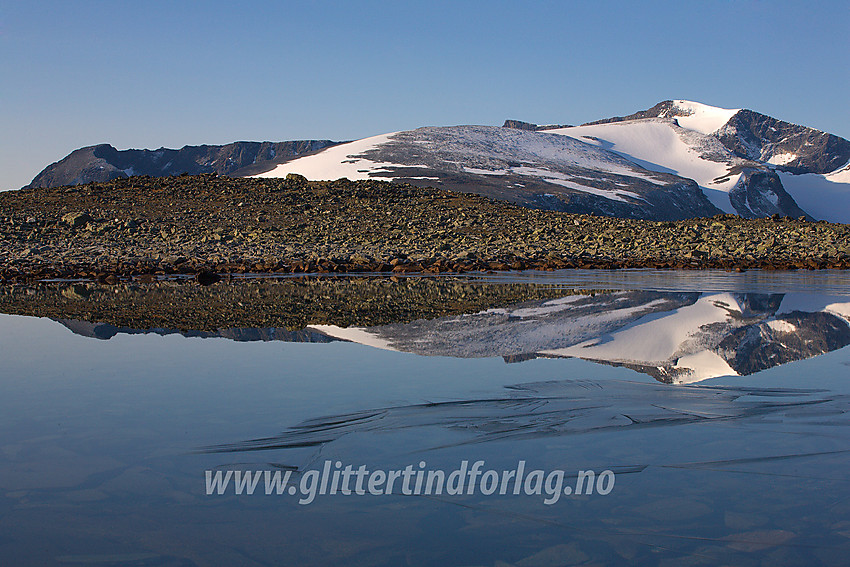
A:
[582,100,740,135]
[669,100,741,134]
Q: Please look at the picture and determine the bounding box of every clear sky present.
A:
[1,0,848,190]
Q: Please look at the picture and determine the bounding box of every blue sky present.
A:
[1,0,848,190]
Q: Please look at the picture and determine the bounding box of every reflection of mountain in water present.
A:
[313,291,700,358]
[57,319,337,343]
[38,287,850,384]
[314,292,850,383]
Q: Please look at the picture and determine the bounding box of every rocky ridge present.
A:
[27,140,339,189]
[0,174,849,283]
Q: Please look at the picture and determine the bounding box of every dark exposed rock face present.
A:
[716,110,850,175]
[26,140,339,189]
[502,119,539,131]
[728,169,812,219]
[502,119,575,131]
[581,100,678,126]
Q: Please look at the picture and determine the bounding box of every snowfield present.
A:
[779,170,850,223]
[547,119,740,213]
[669,99,740,135]
[251,125,678,206]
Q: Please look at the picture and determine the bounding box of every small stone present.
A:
[196,270,221,286]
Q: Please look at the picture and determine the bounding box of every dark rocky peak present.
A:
[728,168,812,220]
[502,119,539,131]
[27,139,339,189]
[716,109,850,175]
[502,120,575,131]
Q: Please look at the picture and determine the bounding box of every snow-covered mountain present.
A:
[546,100,850,221]
[253,125,719,220]
[25,100,850,221]
[253,100,849,221]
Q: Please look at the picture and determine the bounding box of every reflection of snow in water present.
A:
[323,291,850,384]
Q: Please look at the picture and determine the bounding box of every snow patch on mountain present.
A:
[670,100,740,135]
[767,319,797,333]
[673,351,739,383]
[825,160,850,183]
[825,302,850,320]
[768,152,799,166]
[253,133,404,181]
[510,165,648,202]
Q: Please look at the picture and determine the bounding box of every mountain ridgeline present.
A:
[588,100,850,174]
[27,140,339,189]
[584,100,850,176]
[25,100,850,222]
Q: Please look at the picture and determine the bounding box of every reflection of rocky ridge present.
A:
[0,277,568,332]
[315,291,700,358]
[717,311,850,376]
[56,319,336,343]
[552,294,850,382]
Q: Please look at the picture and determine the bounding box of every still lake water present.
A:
[1,270,850,566]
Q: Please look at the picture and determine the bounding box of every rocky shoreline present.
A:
[1,173,849,283]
